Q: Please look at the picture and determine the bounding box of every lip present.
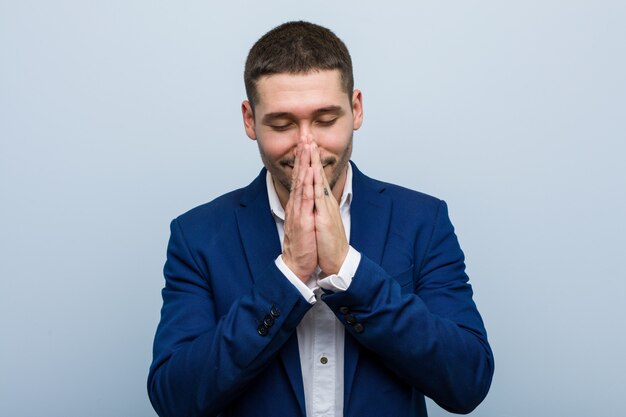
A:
[282,162,329,169]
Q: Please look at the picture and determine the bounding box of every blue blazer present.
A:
[148,162,494,417]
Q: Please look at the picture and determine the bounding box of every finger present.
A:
[312,144,331,206]
[298,144,313,210]
[320,159,339,208]
[290,144,302,192]
[302,166,315,214]
[313,154,327,203]
[284,146,299,225]
[312,143,330,189]
[311,142,323,172]
[301,142,312,168]
[293,150,307,213]
[293,143,309,194]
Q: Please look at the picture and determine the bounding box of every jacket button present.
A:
[339,306,350,315]
[353,323,364,334]
[345,313,357,325]
[270,305,281,318]
[257,324,268,336]
[263,314,274,327]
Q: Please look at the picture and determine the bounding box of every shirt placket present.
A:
[311,290,337,417]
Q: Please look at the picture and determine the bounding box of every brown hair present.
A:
[244,21,354,110]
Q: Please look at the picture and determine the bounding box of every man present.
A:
[148,21,493,417]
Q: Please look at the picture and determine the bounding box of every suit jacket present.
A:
[148,162,494,417]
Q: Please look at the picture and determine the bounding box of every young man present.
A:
[148,21,494,417]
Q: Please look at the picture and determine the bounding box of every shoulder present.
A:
[174,169,266,231]
[177,188,243,225]
[352,163,444,217]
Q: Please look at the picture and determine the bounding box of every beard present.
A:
[259,135,353,195]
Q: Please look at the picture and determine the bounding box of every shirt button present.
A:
[353,323,364,334]
[320,356,328,365]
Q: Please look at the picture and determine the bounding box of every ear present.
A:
[351,89,363,130]
[242,100,257,140]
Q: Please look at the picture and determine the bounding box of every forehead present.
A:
[254,70,349,115]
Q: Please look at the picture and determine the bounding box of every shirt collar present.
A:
[266,163,354,222]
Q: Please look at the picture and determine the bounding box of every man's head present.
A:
[241,22,363,206]
[244,21,354,111]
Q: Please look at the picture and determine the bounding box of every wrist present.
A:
[322,245,349,275]
[281,254,313,282]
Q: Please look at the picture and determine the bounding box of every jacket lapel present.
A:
[235,169,306,415]
[344,162,392,404]
[235,169,282,281]
[349,162,392,265]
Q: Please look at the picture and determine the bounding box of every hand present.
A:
[311,143,349,275]
[281,143,318,282]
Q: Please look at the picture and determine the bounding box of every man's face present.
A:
[242,69,363,201]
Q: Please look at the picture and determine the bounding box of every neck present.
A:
[330,167,348,204]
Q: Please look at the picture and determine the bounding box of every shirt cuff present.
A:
[317,246,361,292]
[275,255,316,304]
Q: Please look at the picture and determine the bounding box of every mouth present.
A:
[279,159,332,169]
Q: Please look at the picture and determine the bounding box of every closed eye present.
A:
[317,118,337,127]
[269,123,293,131]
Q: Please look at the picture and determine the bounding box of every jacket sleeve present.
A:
[147,218,312,417]
[323,200,494,414]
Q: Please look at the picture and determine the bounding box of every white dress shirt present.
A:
[266,165,361,417]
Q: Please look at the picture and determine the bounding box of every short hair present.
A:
[244,21,354,110]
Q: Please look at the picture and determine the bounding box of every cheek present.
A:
[257,135,295,160]
[316,123,353,152]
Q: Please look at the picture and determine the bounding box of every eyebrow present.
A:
[261,106,345,124]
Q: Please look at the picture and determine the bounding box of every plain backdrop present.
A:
[1,1,625,416]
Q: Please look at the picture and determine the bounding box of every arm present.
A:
[147,218,312,417]
[323,200,494,414]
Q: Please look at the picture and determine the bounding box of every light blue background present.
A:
[1,1,625,416]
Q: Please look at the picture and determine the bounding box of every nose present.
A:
[299,126,316,145]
